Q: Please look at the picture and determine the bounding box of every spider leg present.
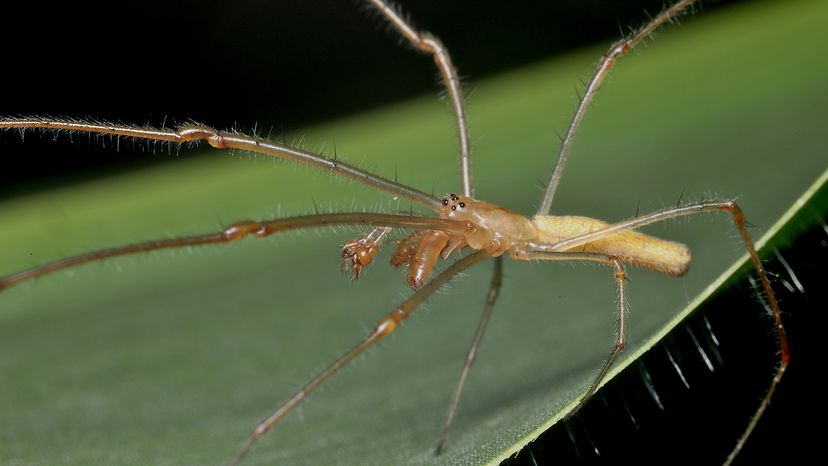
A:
[228,246,497,466]
[436,255,503,454]
[0,118,442,210]
[528,200,788,465]
[0,213,469,291]
[537,0,697,215]
[510,251,628,416]
[364,0,472,197]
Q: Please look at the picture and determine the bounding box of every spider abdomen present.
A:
[532,215,692,276]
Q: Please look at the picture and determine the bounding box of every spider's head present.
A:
[439,193,470,220]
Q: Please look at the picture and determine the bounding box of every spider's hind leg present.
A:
[527,200,788,465]
[510,250,630,416]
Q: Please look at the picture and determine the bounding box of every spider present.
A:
[3,0,818,464]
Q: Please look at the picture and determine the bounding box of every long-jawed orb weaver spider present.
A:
[3,0,824,466]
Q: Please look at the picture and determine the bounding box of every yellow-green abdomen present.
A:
[532,215,691,276]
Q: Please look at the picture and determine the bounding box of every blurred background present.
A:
[1,0,748,198]
[1,1,825,464]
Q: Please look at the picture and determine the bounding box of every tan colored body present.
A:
[532,215,691,276]
[438,194,691,278]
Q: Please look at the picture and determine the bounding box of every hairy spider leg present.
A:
[228,246,498,466]
[0,213,470,291]
[510,251,628,415]
[525,200,788,466]
[0,119,442,211]
[436,255,503,454]
[366,0,472,197]
[537,0,697,215]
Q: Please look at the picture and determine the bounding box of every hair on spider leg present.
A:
[509,212,821,464]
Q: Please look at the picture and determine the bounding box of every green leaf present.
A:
[1,1,825,465]
[504,166,828,464]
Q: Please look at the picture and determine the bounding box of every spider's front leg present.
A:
[364,0,473,196]
[0,214,470,292]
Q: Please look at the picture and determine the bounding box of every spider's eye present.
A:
[451,205,457,211]
[458,202,465,208]
[442,198,449,206]
[451,194,459,201]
